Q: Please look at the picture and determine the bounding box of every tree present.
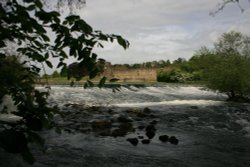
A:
[211,0,249,16]
[0,0,129,164]
[197,31,250,101]
[51,71,60,78]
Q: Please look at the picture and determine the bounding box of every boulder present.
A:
[126,138,139,146]
[169,136,179,145]
[137,125,145,130]
[119,122,133,131]
[98,129,112,137]
[137,112,147,118]
[145,125,156,132]
[159,135,169,142]
[117,115,133,123]
[150,120,158,125]
[91,120,112,130]
[141,139,150,144]
[112,128,127,137]
[146,131,155,139]
[143,107,151,114]
[190,106,198,109]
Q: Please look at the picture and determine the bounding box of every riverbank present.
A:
[36,77,206,87]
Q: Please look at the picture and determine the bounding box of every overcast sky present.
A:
[70,0,250,64]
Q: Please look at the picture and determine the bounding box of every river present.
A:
[1,85,250,167]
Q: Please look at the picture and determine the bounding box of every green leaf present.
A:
[78,20,93,33]
[98,76,106,88]
[89,68,98,79]
[65,15,80,25]
[45,61,53,68]
[97,43,104,48]
[44,52,49,59]
[24,0,34,3]
[69,47,75,56]
[57,62,65,68]
[84,82,88,89]
[34,0,43,8]
[92,53,98,60]
[41,34,50,42]
[117,36,129,49]
[87,80,94,87]
[26,5,36,11]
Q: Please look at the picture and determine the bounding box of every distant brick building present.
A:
[103,63,157,82]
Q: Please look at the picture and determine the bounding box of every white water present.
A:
[1,85,250,167]
[45,85,226,107]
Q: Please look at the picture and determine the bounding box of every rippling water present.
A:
[1,85,250,167]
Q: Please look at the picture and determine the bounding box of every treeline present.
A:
[112,57,203,83]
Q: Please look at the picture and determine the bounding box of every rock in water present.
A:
[159,135,169,142]
[190,106,198,109]
[145,124,156,139]
[143,107,151,114]
[169,136,179,145]
[91,120,112,130]
[141,139,150,144]
[150,120,158,125]
[137,125,145,130]
[112,129,127,137]
[145,125,156,132]
[146,131,155,139]
[126,138,139,146]
[117,115,132,123]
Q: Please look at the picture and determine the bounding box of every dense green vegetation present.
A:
[201,31,250,101]
[0,0,128,164]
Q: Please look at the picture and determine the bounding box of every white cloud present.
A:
[67,0,250,65]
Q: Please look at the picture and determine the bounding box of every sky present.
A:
[71,0,250,65]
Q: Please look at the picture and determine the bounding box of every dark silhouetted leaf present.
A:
[117,36,129,49]
[45,61,53,68]
[98,76,106,88]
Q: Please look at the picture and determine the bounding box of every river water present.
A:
[1,85,250,167]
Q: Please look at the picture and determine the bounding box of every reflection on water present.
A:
[1,85,250,167]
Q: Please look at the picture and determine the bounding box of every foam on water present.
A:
[40,85,226,107]
[113,99,224,108]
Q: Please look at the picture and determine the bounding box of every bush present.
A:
[157,69,193,83]
[197,31,250,101]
